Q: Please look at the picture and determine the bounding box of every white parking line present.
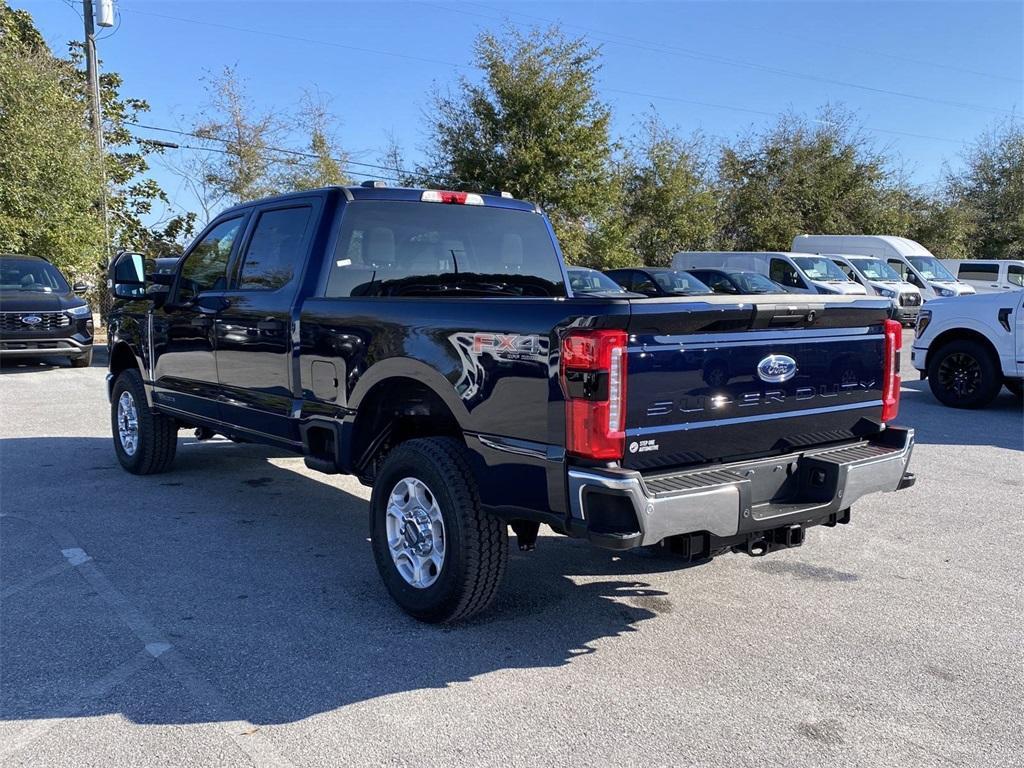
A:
[0,561,72,600]
[0,650,155,759]
[1,514,295,767]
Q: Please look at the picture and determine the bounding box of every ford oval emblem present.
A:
[757,354,797,383]
[21,315,42,326]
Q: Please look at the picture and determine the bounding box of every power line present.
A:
[444,0,1018,118]
[116,4,972,148]
[128,121,436,185]
[117,5,465,70]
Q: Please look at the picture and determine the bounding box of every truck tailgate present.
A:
[623,295,892,470]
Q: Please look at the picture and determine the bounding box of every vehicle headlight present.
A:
[937,287,955,297]
[879,288,896,298]
[916,310,931,338]
[67,304,92,317]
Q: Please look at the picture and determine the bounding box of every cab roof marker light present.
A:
[421,190,485,206]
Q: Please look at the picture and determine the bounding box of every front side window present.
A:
[178,217,243,300]
[237,206,313,291]
[770,259,804,288]
[888,259,910,280]
[1007,265,1023,287]
[325,201,565,298]
[0,258,70,293]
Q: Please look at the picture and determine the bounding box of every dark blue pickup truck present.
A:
[106,184,915,622]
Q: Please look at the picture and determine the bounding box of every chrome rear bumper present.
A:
[567,427,915,549]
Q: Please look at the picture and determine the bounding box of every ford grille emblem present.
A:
[21,315,42,326]
[757,354,797,383]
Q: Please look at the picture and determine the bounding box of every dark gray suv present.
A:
[0,253,94,367]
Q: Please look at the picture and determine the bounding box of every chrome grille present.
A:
[0,311,71,332]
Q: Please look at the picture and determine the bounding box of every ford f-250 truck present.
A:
[106,184,916,622]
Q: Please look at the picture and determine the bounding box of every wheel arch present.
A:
[342,369,468,481]
[926,328,1000,371]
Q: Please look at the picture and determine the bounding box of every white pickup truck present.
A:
[912,291,1024,408]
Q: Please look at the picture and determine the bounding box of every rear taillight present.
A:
[560,330,628,460]
[882,319,902,422]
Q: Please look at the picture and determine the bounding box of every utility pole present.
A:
[82,0,113,317]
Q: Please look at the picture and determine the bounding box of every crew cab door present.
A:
[214,200,320,441]
[153,215,247,421]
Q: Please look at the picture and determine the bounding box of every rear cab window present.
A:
[235,205,315,292]
[325,201,566,298]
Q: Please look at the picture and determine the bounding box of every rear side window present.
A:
[179,217,243,298]
[1008,265,1023,287]
[237,206,313,291]
[325,201,565,298]
[957,262,998,281]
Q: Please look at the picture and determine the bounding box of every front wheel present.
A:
[70,347,93,368]
[111,368,178,474]
[370,437,508,623]
[926,339,1002,409]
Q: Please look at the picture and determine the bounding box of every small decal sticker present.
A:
[629,439,659,454]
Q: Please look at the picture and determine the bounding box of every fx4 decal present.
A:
[449,332,549,400]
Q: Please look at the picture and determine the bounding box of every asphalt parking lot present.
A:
[1,331,1022,768]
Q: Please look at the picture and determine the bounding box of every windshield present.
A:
[733,272,783,293]
[568,268,626,294]
[792,256,852,283]
[325,201,566,297]
[907,256,956,281]
[0,258,71,293]
[652,270,712,295]
[850,257,901,282]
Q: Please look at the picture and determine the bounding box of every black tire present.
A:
[70,347,93,368]
[926,339,1002,409]
[1004,378,1023,400]
[370,437,508,623]
[111,368,178,474]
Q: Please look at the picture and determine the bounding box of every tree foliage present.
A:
[619,116,717,266]
[421,25,614,263]
[717,109,913,251]
[0,5,102,278]
[948,120,1024,260]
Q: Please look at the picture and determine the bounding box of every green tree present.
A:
[904,191,973,260]
[717,108,911,250]
[948,120,1024,260]
[620,116,717,265]
[421,25,615,263]
[0,6,102,279]
[281,93,351,190]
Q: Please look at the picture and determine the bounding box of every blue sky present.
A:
[22,1,1024,223]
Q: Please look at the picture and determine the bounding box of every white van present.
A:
[791,235,974,300]
[941,259,1024,293]
[672,251,867,295]
[827,254,922,324]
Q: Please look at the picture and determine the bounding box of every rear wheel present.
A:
[927,339,1002,409]
[111,368,178,474]
[370,437,508,623]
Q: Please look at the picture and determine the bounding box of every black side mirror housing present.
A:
[72,281,90,294]
[108,251,149,300]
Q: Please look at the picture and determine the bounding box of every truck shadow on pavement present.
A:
[1,435,676,728]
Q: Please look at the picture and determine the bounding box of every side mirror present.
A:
[72,281,90,294]
[108,251,149,300]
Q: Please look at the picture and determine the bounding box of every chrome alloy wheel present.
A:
[385,477,446,589]
[116,391,139,456]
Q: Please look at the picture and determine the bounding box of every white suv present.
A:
[912,291,1024,408]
